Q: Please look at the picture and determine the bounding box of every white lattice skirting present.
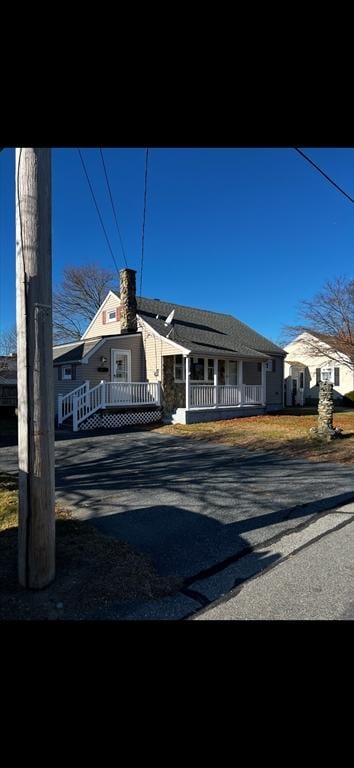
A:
[79,408,163,431]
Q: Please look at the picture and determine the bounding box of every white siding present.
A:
[138,320,181,383]
[284,337,354,399]
[84,293,122,339]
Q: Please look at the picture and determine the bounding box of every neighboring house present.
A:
[0,354,17,407]
[284,333,354,406]
[55,268,286,430]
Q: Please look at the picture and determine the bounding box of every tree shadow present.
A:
[2,430,354,615]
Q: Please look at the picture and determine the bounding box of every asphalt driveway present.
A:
[1,429,354,586]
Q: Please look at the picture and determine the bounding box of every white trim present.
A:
[56,336,141,366]
[53,341,86,349]
[83,335,141,363]
[81,337,108,364]
[261,362,266,405]
[62,365,73,380]
[138,316,191,354]
[111,348,132,382]
[185,356,191,410]
[81,290,120,339]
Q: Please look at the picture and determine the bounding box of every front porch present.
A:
[163,354,267,423]
[58,381,162,431]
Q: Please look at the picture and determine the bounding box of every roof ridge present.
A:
[138,295,237,319]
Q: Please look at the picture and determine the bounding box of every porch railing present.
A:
[58,381,89,425]
[105,381,161,406]
[190,384,264,409]
[59,381,161,431]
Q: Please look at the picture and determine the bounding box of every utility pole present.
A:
[16,148,55,588]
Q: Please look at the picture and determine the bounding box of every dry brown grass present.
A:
[158,410,354,464]
[0,472,180,620]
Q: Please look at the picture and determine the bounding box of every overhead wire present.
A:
[99,148,128,268]
[294,148,354,204]
[139,148,149,297]
[77,148,121,276]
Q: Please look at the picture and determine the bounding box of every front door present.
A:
[111,350,131,404]
[112,350,131,382]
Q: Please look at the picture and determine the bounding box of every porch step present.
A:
[171,406,266,425]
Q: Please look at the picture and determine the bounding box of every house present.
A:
[55,268,286,430]
[284,333,354,406]
[0,354,17,408]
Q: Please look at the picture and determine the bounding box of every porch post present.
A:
[73,394,78,432]
[214,359,218,406]
[58,394,63,425]
[185,355,191,410]
[239,360,243,406]
[261,362,266,406]
[100,380,106,408]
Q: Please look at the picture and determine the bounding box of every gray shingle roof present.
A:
[53,338,101,364]
[137,297,285,359]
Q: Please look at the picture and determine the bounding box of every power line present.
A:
[77,148,121,276]
[139,148,149,297]
[99,148,128,268]
[294,147,354,204]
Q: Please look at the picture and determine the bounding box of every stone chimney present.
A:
[119,268,137,334]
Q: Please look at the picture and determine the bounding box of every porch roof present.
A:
[137,297,284,360]
[53,338,101,364]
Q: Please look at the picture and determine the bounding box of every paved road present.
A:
[193,504,354,620]
[1,430,354,603]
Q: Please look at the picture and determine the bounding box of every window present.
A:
[62,366,72,380]
[174,355,185,381]
[316,368,321,385]
[107,309,117,323]
[174,356,217,382]
[299,372,304,389]
[228,361,238,385]
[207,359,214,382]
[191,357,205,381]
[334,368,340,386]
[321,368,332,382]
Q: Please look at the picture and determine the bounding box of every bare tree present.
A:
[0,325,17,356]
[53,264,117,343]
[283,276,354,370]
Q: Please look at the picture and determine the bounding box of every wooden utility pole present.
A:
[16,148,55,588]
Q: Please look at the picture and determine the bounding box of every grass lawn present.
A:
[158,409,354,465]
[0,471,180,620]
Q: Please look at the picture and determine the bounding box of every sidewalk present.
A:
[89,500,354,620]
[193,501,354,620]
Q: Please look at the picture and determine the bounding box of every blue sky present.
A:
[1,147,353,345]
